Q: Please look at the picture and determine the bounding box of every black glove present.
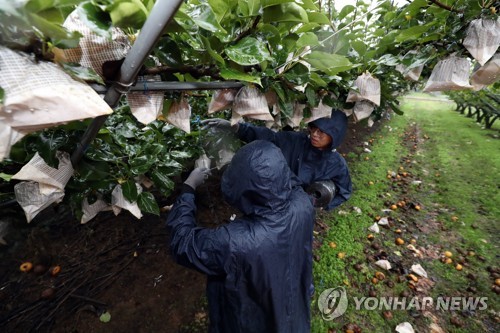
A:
[200,118,238,132]
[184,167,211,190]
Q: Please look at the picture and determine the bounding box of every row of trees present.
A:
[447,90,499,128]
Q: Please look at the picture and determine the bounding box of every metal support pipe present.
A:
[89,81,244,94]
[71,0,184,166]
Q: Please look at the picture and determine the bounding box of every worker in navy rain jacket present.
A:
[166,140,316,333]
[201,109,352,210]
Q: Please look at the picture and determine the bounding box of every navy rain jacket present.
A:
[166,140,315,333]
[236,110,352,210]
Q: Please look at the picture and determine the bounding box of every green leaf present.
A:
[365,49,379,60]
[295,23,320,34]
[305,86,317,107]
[322,94,337,107]
[208,0,232,21]
[76,160,111,182]
[373,54,399,66]
[138,192,159,216]
[157,159,183,170]
[395,23,436,43]
[278,100,293,119]
[220,68,262,86]
[378,30,398,48]
[338,5,355,20]
[307,12,330,25]
[143,0,155,11]
[144,143,165,156]
[262,0,292,8]
[99,311,111,323]
[383,12,396,22]
[258,24,281,46]
[189,3,227,34]
[351,40,367,56]
[163,18,186,33]
[225,37,271,66]
[37,132,69,168]
[154,39,183,67]
[283,62,310,86]
[299,0,319,10]
[200,35,225,65]
[122,180,138,202]
[419,33,441,43]
[86,139,120,162]
[35,7,66,24]
[303,51,354,76]
[76,3,112,39]
[26,0,82,13]
[129,155,155,175]
[0,173,12,182]
[296,32,319,49]
[150,168,175,195]
[373,28,386,37]
[281,34,299,53]
[106,0,148,29]
[309,72,327,87]
[270,81,286,102]
[25,0,57,13]
[0,86,4,105]
[403,57,429,71]
[172,7,198,34]
[263,3,308,23]
[28,12,81,48]
[168,151,192,160]
[237,0,260,16]
[319,30,350,56]
[113,121,140,139]
[60,62,105,84]
[399,0,428,18]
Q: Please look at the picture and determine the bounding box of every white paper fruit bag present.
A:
[423,55,473,92]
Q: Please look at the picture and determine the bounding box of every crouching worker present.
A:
[166,140,315,333]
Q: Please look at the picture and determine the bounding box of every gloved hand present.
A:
[184,167,211,190]
[200,118,238,132]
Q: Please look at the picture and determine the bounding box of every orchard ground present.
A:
[0,93,498,332]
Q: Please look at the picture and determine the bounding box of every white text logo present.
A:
[318,287,488,321]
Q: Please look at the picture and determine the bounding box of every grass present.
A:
[402,93,499,257]
[400,94,499,332]
[311,93,499,333]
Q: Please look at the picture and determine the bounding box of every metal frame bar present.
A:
[71,0,184,166]
[89,81,244,94]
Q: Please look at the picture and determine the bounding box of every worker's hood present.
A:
[221,140,292,216]
[310,109,348,150]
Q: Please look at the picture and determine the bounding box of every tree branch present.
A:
[233,16,261,44]
[428,0,463,13]
[141,65,222,80]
